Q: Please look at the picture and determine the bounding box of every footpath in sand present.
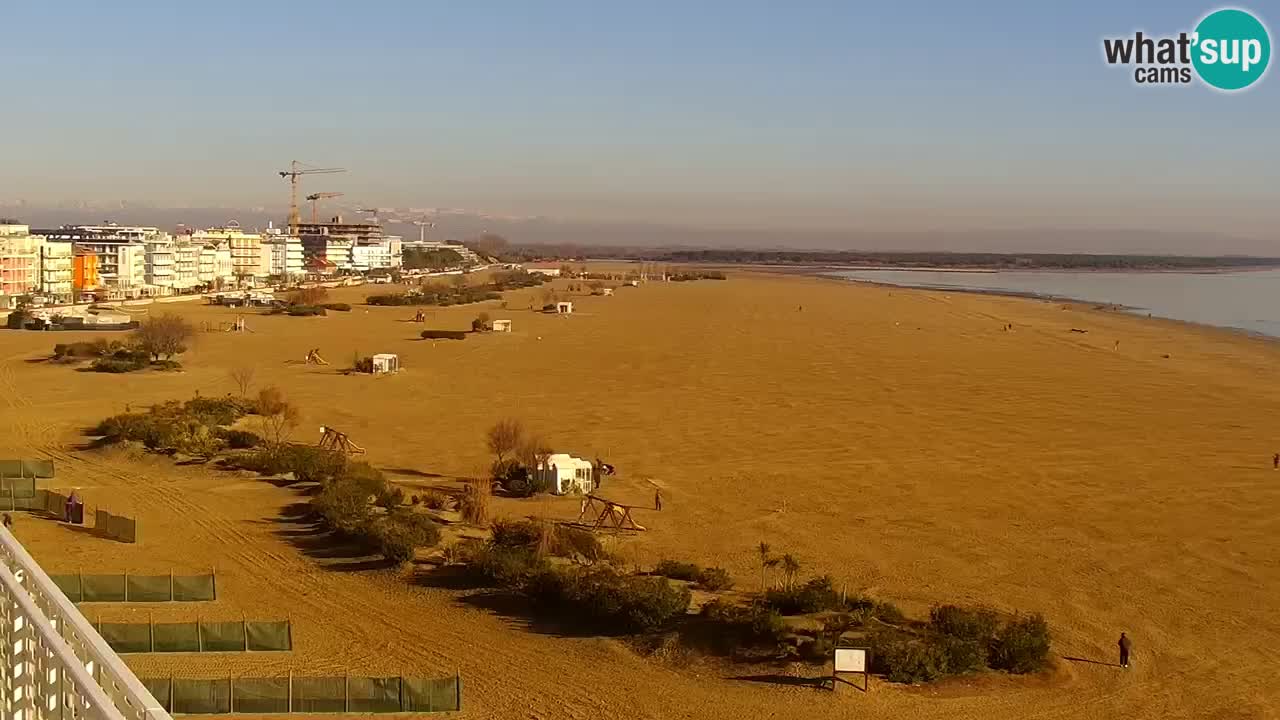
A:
[2,272,1278,719]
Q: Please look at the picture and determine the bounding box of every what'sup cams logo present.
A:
[1103,8,1271,91]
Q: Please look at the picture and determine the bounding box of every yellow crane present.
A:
[278,161,345,234]
[305,192,344,223]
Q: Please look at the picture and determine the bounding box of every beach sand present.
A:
[2,271,1278,719]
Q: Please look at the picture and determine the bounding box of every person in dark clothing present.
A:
[2,513,12,530]
[1118,632,1132,668]
[1273,453,1278,470]
[654,489,663,511]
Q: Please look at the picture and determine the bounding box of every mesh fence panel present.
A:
[0,459,56,477]
[127,575,172,602]
[44,491,66,514]
[82,574,127,602]
[153,622,201,653]
[201,621,247,652]
[99,622,152,653]
[50,574,83,603]
[246,620,292,651]
[172,574,216,601]
[403,676,460,712]
[142,678,171,712]
[95,509,110,531]
[233,678,290,714]
[107,513,137,543]
[292,677,347,713]
[348,677,402,714]
[173,679,231,715]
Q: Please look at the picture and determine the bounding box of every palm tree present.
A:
[781,554,801,591]
[757,542,772,592]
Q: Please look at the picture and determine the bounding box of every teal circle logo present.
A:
[1192,8,1271,91]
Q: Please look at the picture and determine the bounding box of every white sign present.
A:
[834,647,867,673]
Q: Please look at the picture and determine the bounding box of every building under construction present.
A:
[297,216,402,272]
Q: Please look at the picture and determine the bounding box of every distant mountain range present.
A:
[2,202,1274,256]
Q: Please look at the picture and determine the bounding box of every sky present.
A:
[2,1,1277,248]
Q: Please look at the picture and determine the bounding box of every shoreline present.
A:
[790,268,1280,346]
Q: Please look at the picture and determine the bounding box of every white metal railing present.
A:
[0,525,169,720]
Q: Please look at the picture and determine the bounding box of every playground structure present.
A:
[305,348,329,365]
[203,316,250,333]
[575,494,646,532]
[317,426,365,454]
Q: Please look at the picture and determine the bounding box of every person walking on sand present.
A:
[654,489,663,511]
[1118,632,1132,668]
[1272,452,1278,470]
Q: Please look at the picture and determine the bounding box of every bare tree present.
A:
[518,434,553,471]
[230,366,256,396]
[256,386,299,446]
[133,314,194,362]
[486,419,524,464]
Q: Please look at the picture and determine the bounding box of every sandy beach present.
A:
[2,271,1278,720]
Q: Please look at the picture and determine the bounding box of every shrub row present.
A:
[869,607,1051,683]
[652,560,735,591]
[92,396,257,454]
[367,270,545,307]
[420,330,468,340]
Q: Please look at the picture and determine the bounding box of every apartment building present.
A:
[39,242,73,302]
[38,225,155,295]
[265,234,305,279]
[192,223,269,282]
[0,221,41,303]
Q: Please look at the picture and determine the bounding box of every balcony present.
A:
[0,525,169,720]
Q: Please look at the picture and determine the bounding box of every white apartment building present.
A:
[266,235,305,279]
[351,236,403,271]
[38,241,73,302]
[197,245,234,287]
[144,236,177,290]
[192,223,270,282]
[39,225,157,296]
[174,242,201,289]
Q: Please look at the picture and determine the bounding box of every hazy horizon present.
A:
[4,1,1277,252]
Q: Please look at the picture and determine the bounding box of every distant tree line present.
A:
[495,246,1280,270]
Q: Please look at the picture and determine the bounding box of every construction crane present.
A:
[358,207,382,226]
[412,217,435,242]
[305,192,344,223]
[279,161,345,234]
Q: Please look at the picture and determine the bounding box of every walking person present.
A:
[1118,632,1132,669]
[1272,452,1278,470]
[654,489,663,511]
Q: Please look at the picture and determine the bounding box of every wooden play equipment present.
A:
[317,425,365,454]
[304,348,329,365]
[575,494,646,532]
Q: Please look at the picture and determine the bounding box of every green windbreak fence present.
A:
[50,572,216,602]
[141,675,462,715]
[0,459,55,477]
[92,619,292,653]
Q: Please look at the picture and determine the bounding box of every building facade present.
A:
[0,222,42,301]
[39,241,73,301]
[266,235,305,279]
[191,224,269,282]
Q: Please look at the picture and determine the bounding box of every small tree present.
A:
[517,434,553,472]
[230,366,256,396]
[256,386,299,446]
[486,419,524,464]
[757,542,773,592]
[134,314,194,362]
[780,554,801,591]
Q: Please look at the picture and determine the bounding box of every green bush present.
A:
[699,599,787,649]
[490,519,544,550]
[696,567,734,591]
[218,429,262,449]
[930,604,999,643]
[323,303,352,312]
[420,330,468,340]
[526,566,691,634]
[312,477,376,537]
[990,614,1051,674]
[933,634,987,674]
[375,512,442,564]
[421,489,451,510]
[873,636,950,684]
[89,357,147,373]
[763,575,843,614]
[285,305,327,316]
[654,560,701,582]
[463,544,547,588]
